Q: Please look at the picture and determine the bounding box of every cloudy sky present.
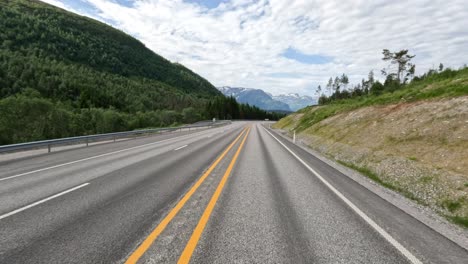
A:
[41,0,468,96]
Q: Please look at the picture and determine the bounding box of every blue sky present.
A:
[41,0,468,96]
[185,0,227,9]
[282,48,332,65]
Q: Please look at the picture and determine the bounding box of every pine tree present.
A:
[340,73,349,90]
[326,77,333,96]
[382,49,415,83]
[315,85,322,97]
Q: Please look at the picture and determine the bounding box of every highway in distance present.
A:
[0,122,467,263]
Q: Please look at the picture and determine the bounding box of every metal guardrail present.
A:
[0,120,231,154]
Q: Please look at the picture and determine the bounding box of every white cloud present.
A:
[41,0,468,96]
[40,0,68,9]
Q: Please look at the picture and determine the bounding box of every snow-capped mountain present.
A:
[217,86,291,111]
[273,93,317,111]
[218,87,317,112]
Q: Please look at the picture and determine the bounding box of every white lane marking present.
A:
[0,128,224,182]
[0,183,90,220]
[174,145,188,151]
[263,127,422,264]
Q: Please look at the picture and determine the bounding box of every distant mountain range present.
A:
[217,86,316,112]
[217,87,290,111]
[272,93,317,111]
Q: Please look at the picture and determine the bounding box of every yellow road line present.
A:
[125,127,248,264]
[178,126,251,264]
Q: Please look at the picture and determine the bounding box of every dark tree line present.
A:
[317,49,420,104]
[316,49,464,105]
[0,91,284,145]
[206,96,285,121]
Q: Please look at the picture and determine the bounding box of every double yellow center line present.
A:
[126,126,251,264]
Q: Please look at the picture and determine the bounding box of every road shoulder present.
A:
[269,126,468,252]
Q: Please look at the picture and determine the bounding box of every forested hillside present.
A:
[0,0,219,99]
[0,0,281,145]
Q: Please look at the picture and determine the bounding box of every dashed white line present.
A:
[0,129,222,182]
[263,127,423,264]
[0,183,90,220]
[174,145,188,151]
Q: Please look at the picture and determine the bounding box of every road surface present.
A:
[0,122,467,263]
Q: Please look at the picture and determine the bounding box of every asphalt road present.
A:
[0,122,467,263]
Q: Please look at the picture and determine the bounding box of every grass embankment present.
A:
[288,68,468,132]
[274,68,468,228]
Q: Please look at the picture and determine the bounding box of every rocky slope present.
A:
[274,78,468,227]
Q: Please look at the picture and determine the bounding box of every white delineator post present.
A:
[293,130,296,144]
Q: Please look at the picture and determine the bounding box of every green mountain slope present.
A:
[0,0,219,100]
[0,0,227,144]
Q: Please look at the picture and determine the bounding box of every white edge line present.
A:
[174,145,188,151]
[262,127,423,264]
[0,182,90,220]
[0,128,224,182]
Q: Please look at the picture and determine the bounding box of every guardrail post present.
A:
[113,136,116,142]
[48,144,51,153]
[86,138,89,147]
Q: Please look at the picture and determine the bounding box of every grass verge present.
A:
[337,160,468,229]
[336,160,421,203]
[448,216,468,228]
